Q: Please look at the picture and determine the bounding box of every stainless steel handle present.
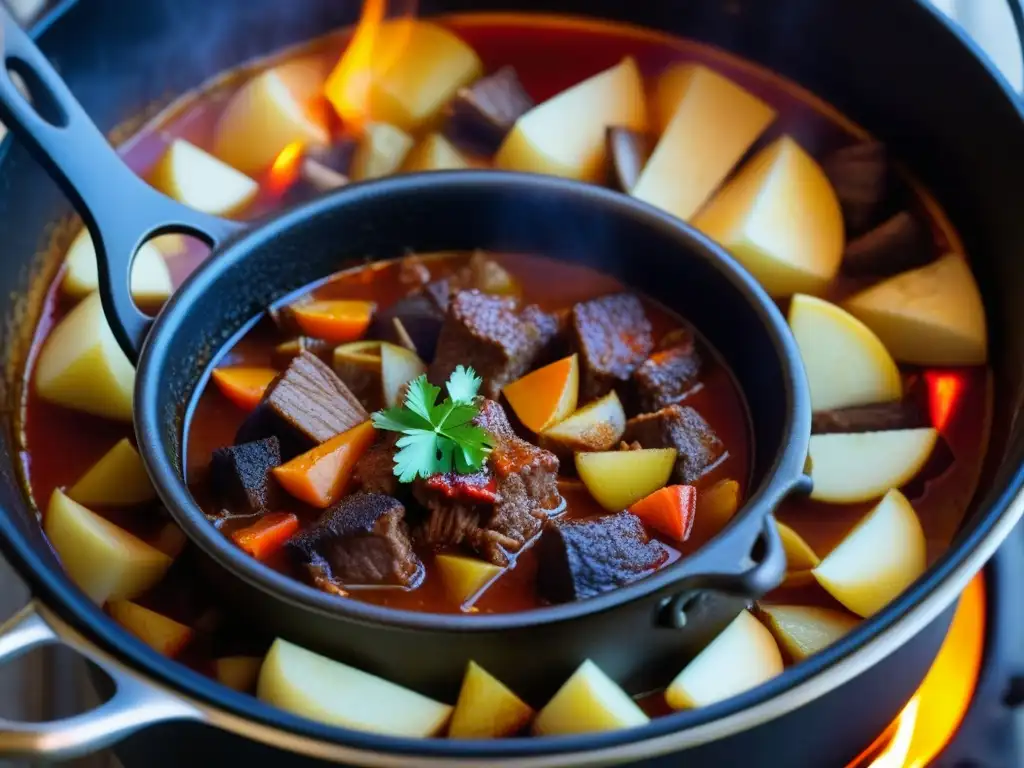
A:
[0,600,201,760]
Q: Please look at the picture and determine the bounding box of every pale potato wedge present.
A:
[842,254,988,366]
[812,489,926,617]
[435,554,503,606]
[149,138,259,216]
[326,20,481,131]
[575,448,677,511]
[533,660,649,735]
[665,610,783,710]
[381,343,427,408]
[788,294,902,411]
[401,132,470,172]
[808,428,939,504]
[62,228,172,307]
[449,661,534,738]
[35,292,135,421]
[776,521,820,588]
[44,490,172,604]
[756,604,859,662]
[495,57,647,182]
[215,656,265,692]
[541,390,626,453]
[350,122,415,181]
[693,478,741,540]
[693,136,844,298]
[67,438,155,508]
[257,638,452,736]
[108,600,194,658]
[213,57,331,174]
[635,64,775,220]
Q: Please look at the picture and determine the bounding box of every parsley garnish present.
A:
[371,366,494,483]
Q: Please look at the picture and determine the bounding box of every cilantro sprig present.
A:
[371,366,494,483]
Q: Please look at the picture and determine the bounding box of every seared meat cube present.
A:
[840,211,933,278]
[537,512,667,603]
[236,351,368,458]
[414,400,561,565]
[623,405,726,484]
[444,66,534,155]
[209,437,283,516]
[821,141,891,236]
[353,432,400,496]
[429,290,559,400]
[369,281,449,360]
[633,329,702,410]
[571,293,654,401]
[286,493,420,590]
[812,399,928,435]
[605,127,654,192]
[270,336,333,368]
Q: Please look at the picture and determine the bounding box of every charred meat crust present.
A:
[623,404,726,484]
[209,437,283,516]
[571,293,654,402]
[633,329,702,410]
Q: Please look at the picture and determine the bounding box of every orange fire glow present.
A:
[855,574,985,768]
[324,0,418,128]
[267,140,306,194]
[925,371,966,433]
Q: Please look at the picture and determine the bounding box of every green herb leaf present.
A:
[371,369,494,483]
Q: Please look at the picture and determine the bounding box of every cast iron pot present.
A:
[0,0,1022,766]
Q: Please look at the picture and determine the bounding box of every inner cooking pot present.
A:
[0,4,808,700]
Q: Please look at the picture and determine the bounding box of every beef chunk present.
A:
[841,211,933,278]
[571,293,654,401]
[270,336,333,368]
[369,282,449,360]
[430,290,559,400]
[209,437,283,516]
[236,351,368,458]
[353,432,400,496]
[605,127,654,192]
[413,400,561,565]
[286,493,420,590]
[444,66,534,155]
[537,512,667,603]
[822,142,891,236]
[633,329,702,410]
[812,399,928,435]
[623,405,726,484]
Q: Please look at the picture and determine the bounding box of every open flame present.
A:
[267,140,306,194]
[925,371,966,433]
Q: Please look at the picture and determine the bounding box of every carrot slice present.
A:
[291,300,376,344]
[272,420,376,508]
[231,512,299,560]
[629,484,697,541]
[211,367,278,411]
[502,354,579,433]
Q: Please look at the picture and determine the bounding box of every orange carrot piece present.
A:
[231,512,299,560]
[272,421,376,508]
[211,367,278,411]
[502,354,579,433]
[291,300,376,344]
[629,485,697,541]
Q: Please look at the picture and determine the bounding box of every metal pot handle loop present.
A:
[0,6,243,363]
[0,601,200,760]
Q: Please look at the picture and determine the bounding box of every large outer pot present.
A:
[0,0,1023,766]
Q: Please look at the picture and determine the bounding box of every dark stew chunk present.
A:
[633,329,702,410]
[209,437,283,516]
[812,399,928,435]
[841,211,932,278]
[414,400,561,564]
[624,405,726,484]
[353,432,401,496]
[571,293,654,401]
[444,66,534,155]
[286,493,420,591]
[236,351,368,458]
[430,290,559,400]
[821,141,891,236]
[537,511,667,603]
[369,280,449,360]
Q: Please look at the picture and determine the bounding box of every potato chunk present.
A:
[149,138,259,216]
[108,600,193,658]
[35,292,134,421]
[62,228,172,307]
[533,660,649,735]
[257,638,452,736]
[68,438,155,508]
[575,448,677,511]
[44,490,172,604]
[541,390,626,454]
[435,554,503,606]
[449,661,534,738]
[350,122,415,181]
[402,133,470,172]
[215,656,265,692]
[756,604,859,662]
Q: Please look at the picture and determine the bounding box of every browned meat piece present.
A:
[429,290,559,400]
[623,405,726,484]
[821,141,890,236]
[369,281,449,360]
[605,127,654,192]
[414,400,561,565]
[270,336,333,368]
[209,437,283,516]
[632,329,702,410]
[536,512,668,603]
[840,211,933,278]
[236,351,368,458]
[812,399,928,435]
[444,66,534,155]
[353,432,400,496]
[286,493,420,589]
[571,293,654,401]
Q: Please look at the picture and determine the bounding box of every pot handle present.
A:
[0,601,201,759]
[0,7,243,363]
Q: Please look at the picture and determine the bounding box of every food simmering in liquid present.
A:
[18,13,991,739]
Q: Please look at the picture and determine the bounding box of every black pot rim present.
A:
[0,0,1022,763]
